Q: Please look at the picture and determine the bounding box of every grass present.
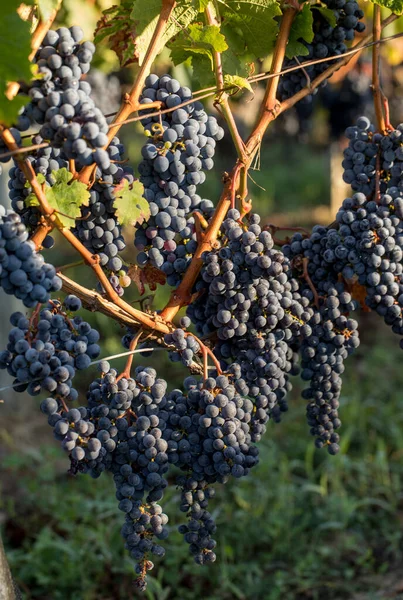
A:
[1,320,403,600]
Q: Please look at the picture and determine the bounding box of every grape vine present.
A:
[0,0,403,594]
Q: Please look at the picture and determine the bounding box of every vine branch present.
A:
[372,5,386,133]
[205,3,245,161]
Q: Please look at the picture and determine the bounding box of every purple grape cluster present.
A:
[134,73,223,286]
[0,207,61,307]
[22,26,112,168]
[278,0,365,104]
[0,295,100,398]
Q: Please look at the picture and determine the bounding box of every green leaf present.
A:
[220,22,250,80]
[25,169,90,228]
[169,22,228,85]
[189,23,228,52]
[0,88,30,126]
[0,0,33,125]
[36,0,60,20]
[371,0,403,14]
[218,0,281,58]
[113,179,150,227]
[170,23,227,72]
[130,0,199,65]
[198,0,210,9]
[191,54,216,87]
[286,3,314,59]
[314,6,337,27]
[224,74,253,93]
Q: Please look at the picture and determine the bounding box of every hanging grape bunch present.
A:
[0,0,401,593]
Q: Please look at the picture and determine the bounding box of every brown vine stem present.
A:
[0,127,173,336]
[117,329,144,381]
[30,219,53,248]
[372,5,386,133]
[160,164,242,321]
[6,1,61,100]
[205,3,245,161]
[77,0,177,186]
[259,6,298,122]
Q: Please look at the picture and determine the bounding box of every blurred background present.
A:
[1,1,403,599]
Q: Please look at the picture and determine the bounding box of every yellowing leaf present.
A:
[25,168,90,229]
[224,74,253,94]
[113,179,150,227]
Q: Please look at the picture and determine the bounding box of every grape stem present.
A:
[186,332,223,376]
[76,0,177,186]
[30,219,53,249]
[117,329,144,381]
[205,3,246,162]
[372,5,387,134]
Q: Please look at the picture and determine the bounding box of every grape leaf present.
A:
[286,3,314,59]
[25,168,90,228]
[128,263,166,294]
[113,179,150,227]
[170,23,228,71]
[94,3,139,67]
[0,0,32,125]
[224,74,253,93]
[371,0,403,14]
[218,0,281,58]
[220,22,250,81]
[130,0,199,65]
[314,6,337,27]
[36,0,59,20]
[191,54,216,87]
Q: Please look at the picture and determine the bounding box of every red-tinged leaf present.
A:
[94,3,139,67]
[128,264,146,295]
[128,263,166,295]
[143,263,166,290]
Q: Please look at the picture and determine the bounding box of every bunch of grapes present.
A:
[0,295,99,398]
[342,116,403,196]
[278,0,365,103]
[0,208,61,306]
[3,26,135,291]
[21,26,113,168]
[134,73,223,286]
